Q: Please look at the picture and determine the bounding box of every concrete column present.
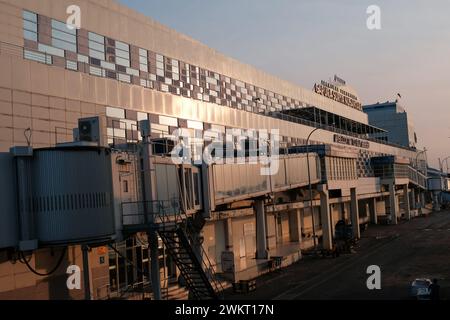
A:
[404,185,411,220]
[389,183,398,225]
[224,218,233,251]
[410,188,416,210]
[433,191,441,211]
[82,245,91,300]
[369,198,377,224]
[350,188,360,239]
[255,199,269,259]
[319,185,333,250]
[289,209,302,244]
[420,192,426,208]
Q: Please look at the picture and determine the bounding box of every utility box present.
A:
[0,153,18,249]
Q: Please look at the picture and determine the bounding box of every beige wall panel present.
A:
[66,111,81,125]
[0,114,12,127]
[0,100,12,115]
[31,106,49,119]
[32,130,50,144]
[31,93,49,108]
[0,88,12,102]
[0,127,13,141]
[94,76,107,105]
[49,96,65,110]
[65,70,82,101]
[12,90,31,105]
[13,103,31,118]
[131,86,142,110]
[0,56,12,89]
[32,118,50,132]
[119,83,131,109]
[66,99,81,113]
[48,67,66,98]
[81,102,96,115]
[13,128,28,143]
[105,78,119,108]
[80,73,95,103]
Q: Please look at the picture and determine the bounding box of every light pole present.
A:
[306,127,321,250]
[415,149,427,211]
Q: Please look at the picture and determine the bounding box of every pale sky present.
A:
[119,0,450,168]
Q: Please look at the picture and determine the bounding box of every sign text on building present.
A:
[314,80,362,111]
[334,134,369,149]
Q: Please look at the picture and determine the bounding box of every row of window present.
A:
[22,10,311,114]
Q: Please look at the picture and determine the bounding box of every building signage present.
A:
[334,134,370,149]
[314,80,362,111]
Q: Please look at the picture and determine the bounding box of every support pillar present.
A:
[255,199,269,259]
[82,245,91,300]
[350,188,360,239]
[404,185,411,220]
[139,120,161,300]
[369,198,377,224]
[410,188,416,210]
[319,185,333,250]
[289,209,302,244]
[389,182,398,225]
[225,218,233,251]
[420,192,426,208]
[433,191,441,211]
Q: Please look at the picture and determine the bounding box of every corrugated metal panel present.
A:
[31,148,115,245]
[0,153,18,249]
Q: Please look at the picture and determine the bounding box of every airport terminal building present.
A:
[0,0,429,300]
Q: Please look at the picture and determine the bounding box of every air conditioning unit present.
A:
[78,117,105,146]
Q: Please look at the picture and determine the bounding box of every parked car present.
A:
[410,278,432,300]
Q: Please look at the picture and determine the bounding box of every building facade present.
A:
[363,101,418,149]
[0,0,430,300]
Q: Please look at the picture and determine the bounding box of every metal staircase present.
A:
[122,200,224,300]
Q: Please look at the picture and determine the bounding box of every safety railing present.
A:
[373,164,427,189]
[121,198,224,297]
[265,110,418,152]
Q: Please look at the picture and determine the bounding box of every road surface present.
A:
[225,211,450,300]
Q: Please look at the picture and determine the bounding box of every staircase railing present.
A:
[121,199,224,298]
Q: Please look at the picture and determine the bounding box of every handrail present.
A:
[121,198,224,297]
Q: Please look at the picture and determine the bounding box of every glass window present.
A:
[106,107,125,119]
[23,10,37,23]
[52,38,77,52]
[23,11,38,42]
[24,49,46,64]
[115,41,129,52]
[88,32,104,44]
[116,56,130,67]
[66,60,78,71]
[89,41,105,52]
[139,48,147,57]
[23,20,37,32]
[38,43,65,57]
[52,29,76,43]
[118,73,131,83]
[24,30,37,41]
[89,49,105,61]
[115,48,129,59]
[51,19,76,35]
[139,56,147,64]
